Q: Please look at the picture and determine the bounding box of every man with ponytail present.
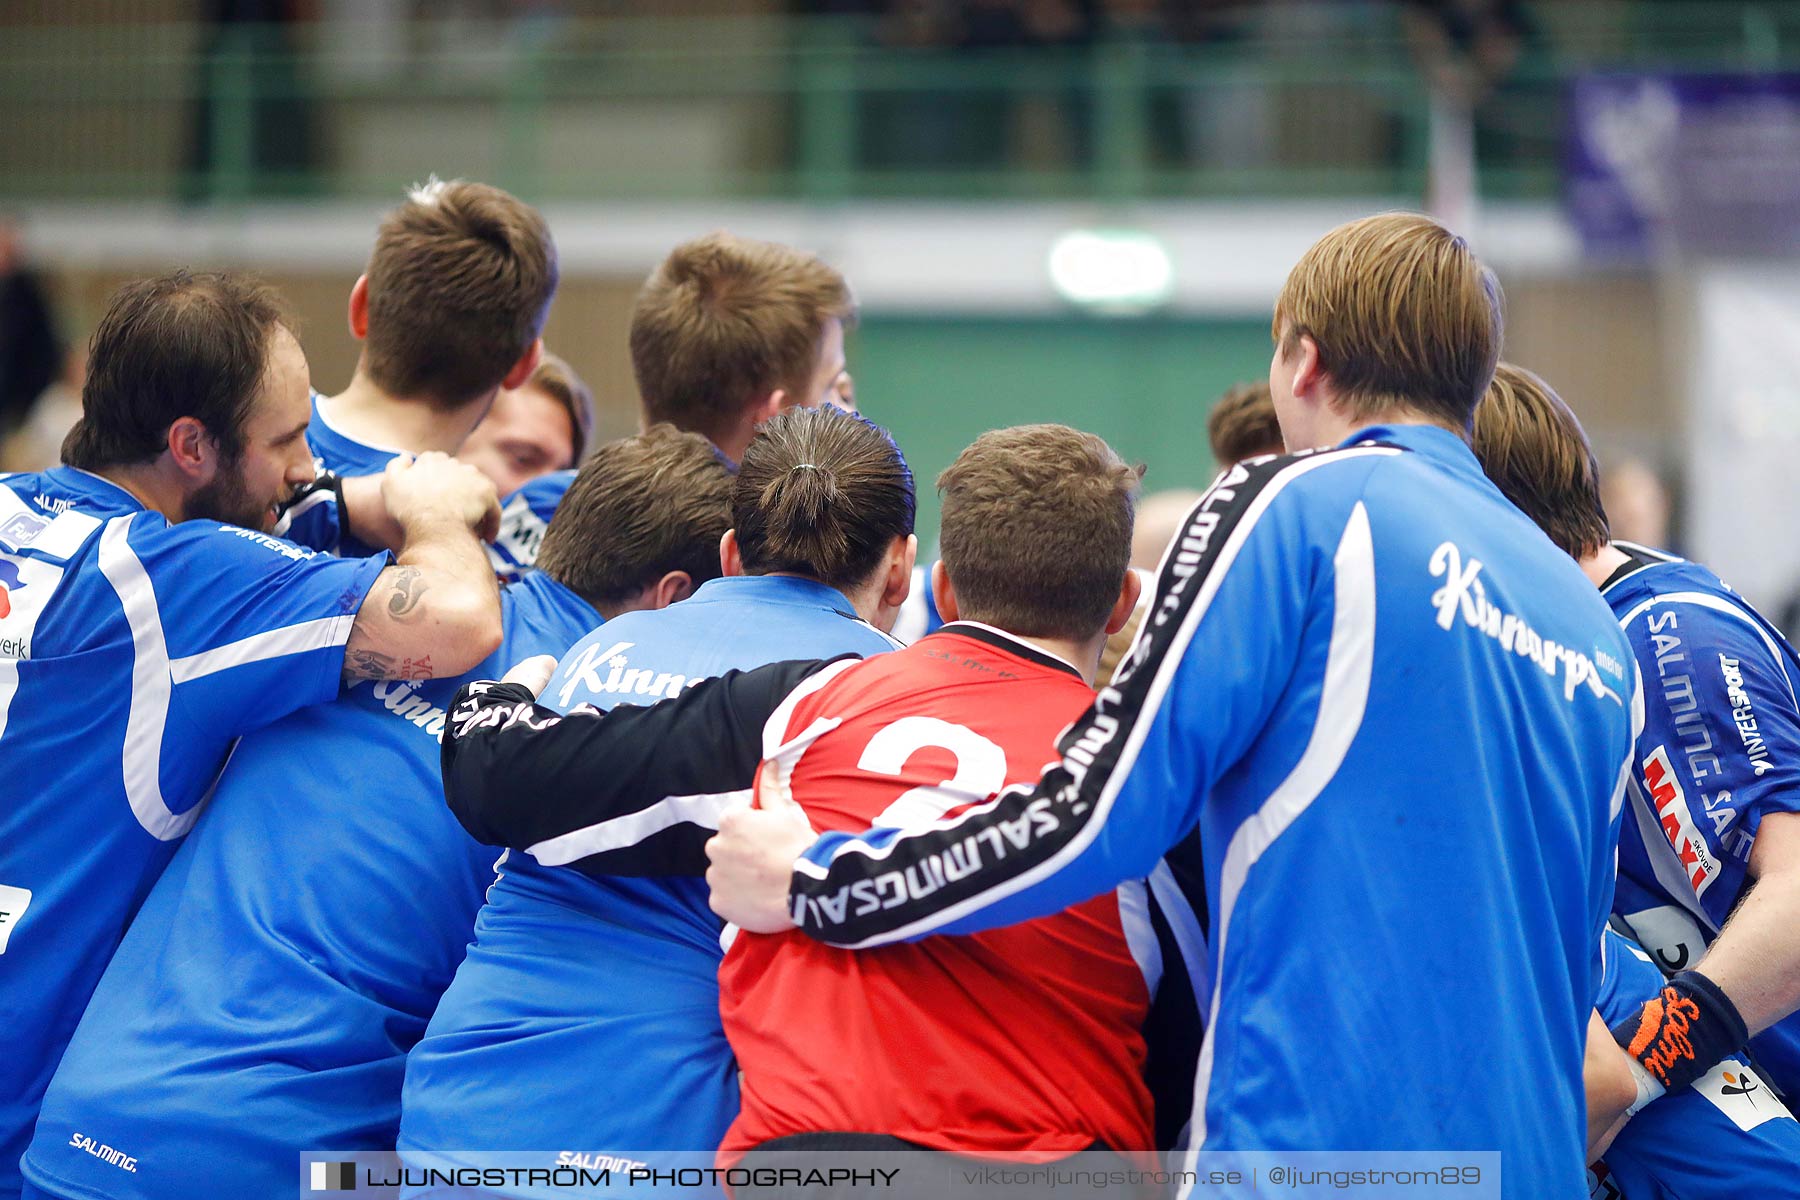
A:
[397,406,913,1197]
[437,424,1209,1182]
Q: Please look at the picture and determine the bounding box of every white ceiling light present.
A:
[1047,229,1174,314]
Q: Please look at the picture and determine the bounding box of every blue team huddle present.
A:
[3,182,1799,1200]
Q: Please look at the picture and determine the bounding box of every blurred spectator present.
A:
[0,222,63,436]
[458,352,595,498]
[1162,1,1268,172]
[0,348,83,474]
[1600,454,1674,552]
[1130,487,1202,572]
[857,1,1096,174]
[1099,482,1197,685]
[1206,377,1284,467]
[187,0,319,200]
[1400,0,1550,182]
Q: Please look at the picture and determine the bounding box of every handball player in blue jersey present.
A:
[483,230,859,583]
[1587,928,1800,1199]
[464,355,592,582]
[275,179,558,559]
[699,215,1639,1199]
[19,427,734,1200]
[1474,364,1800,1191]
[0,271,506,1200]
[398,406,913,1199]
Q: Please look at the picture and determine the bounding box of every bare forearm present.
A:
[1585,1010,1635,1158]
[344,515,501,682]
[1693,870,1800,1035]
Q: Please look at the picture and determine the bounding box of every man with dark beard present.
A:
[0,268,503,1200]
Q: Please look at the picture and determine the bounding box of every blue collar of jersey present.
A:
[687,573,861,617]
[309,391,412,459]
[1338,422,1500,492]
[508,568,602,627]
[45,465,147,512]
[1339,422,1470,464]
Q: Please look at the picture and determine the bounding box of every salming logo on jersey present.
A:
[1429,541,1621,704]
[1643,744,1721,898]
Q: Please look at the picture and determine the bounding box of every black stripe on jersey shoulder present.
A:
[929,621,1086,682]
[1112,442,1399,693]
[1601,540,1683,596]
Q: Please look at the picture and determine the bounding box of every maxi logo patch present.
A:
[1643,744,1721,898]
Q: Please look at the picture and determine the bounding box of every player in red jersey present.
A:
[441,424,1180,1175]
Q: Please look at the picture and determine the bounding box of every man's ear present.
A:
[165,416,218,483]
[720,529,744,578]
[929,558,959,624]
[649,570,695,610]
[348,275,370,341]
[753,390,786,426]
[1289,333,1324,401]
[500,338,544,391]
[1105,568,1145,636]
[882,534,918,612]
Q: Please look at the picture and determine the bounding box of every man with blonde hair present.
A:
[697,213,1639,1197]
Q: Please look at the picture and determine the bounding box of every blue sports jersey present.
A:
[1591,927,1800,1199]
[274,393,407,559]
[0,467,386,1200]
[487,470,573,584]
[771,427,1640,1199]
[1602,546,1800,1097]
[18,572,599,1200]
[399,575,900,1198]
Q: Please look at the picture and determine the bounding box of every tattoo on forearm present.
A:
[399,655,434,680]
[344,647,396,682]
[386,566,429,619]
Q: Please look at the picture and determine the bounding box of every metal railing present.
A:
[2,2,1798,205]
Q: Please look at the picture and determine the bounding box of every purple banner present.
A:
[1567,73,1800,258]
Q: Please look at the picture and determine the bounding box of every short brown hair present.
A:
[733,405,913,592]
[64,270,291,471]
[525,351,596,463]
[536,425,732,607]
[630,232,855,443]
[938,424,1139,641]
[1207,380,1283,467]
[363,179,558,410]
[1274,212,1502,430]
[1471,362,1610,560]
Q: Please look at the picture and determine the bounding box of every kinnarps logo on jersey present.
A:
[554,640,700,710]
[1643,744,1722,898]
[370,679,450,742]
[1428,541,1621,704]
